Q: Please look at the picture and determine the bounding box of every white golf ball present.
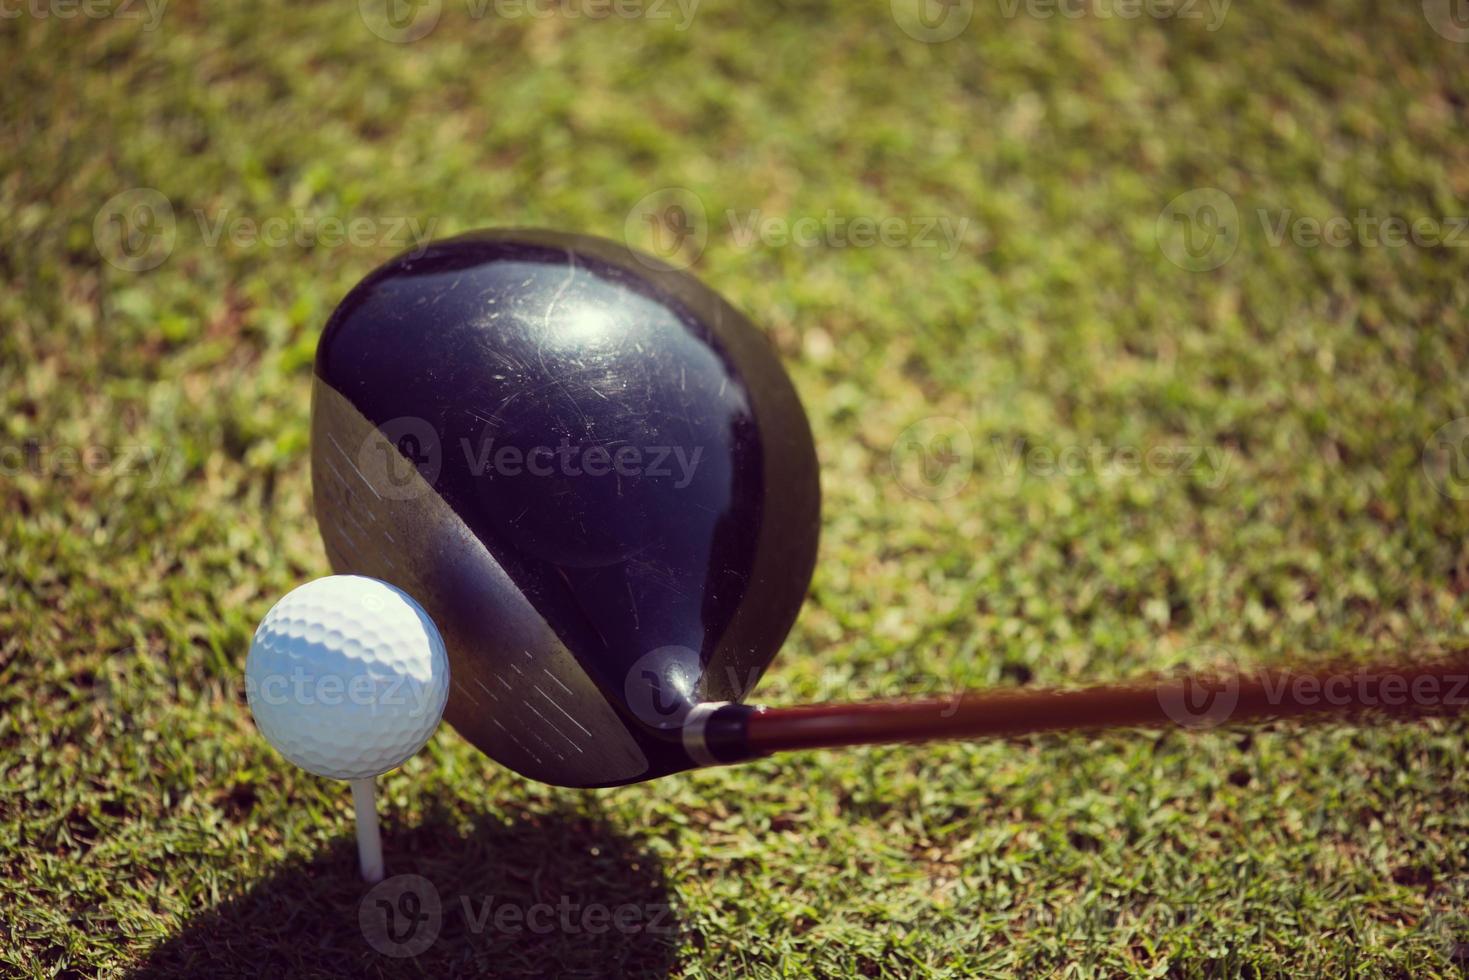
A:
[245,575,450,780]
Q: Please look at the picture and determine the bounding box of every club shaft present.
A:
[740,654,1469,756]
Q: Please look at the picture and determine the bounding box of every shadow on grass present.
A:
[130,801,682,978]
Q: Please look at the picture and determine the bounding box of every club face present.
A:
[309,229,821,786]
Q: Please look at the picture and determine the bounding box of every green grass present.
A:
[3,0,1469,975]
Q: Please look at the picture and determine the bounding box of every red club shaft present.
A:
[741,653,1469,755]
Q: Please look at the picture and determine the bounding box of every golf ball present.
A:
[245,575,450,780]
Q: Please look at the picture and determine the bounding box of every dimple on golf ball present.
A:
[245,575,450,780]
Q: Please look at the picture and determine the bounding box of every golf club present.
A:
[308,229,1469,789]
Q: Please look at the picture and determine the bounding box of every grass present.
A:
[3,0,1468,975]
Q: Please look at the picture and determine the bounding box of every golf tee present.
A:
[350,777,385,883]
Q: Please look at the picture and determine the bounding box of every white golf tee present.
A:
[350,777,385,883]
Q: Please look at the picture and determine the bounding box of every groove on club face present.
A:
[310,229,822,786]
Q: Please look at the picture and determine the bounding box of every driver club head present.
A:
[309,229,821,787]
